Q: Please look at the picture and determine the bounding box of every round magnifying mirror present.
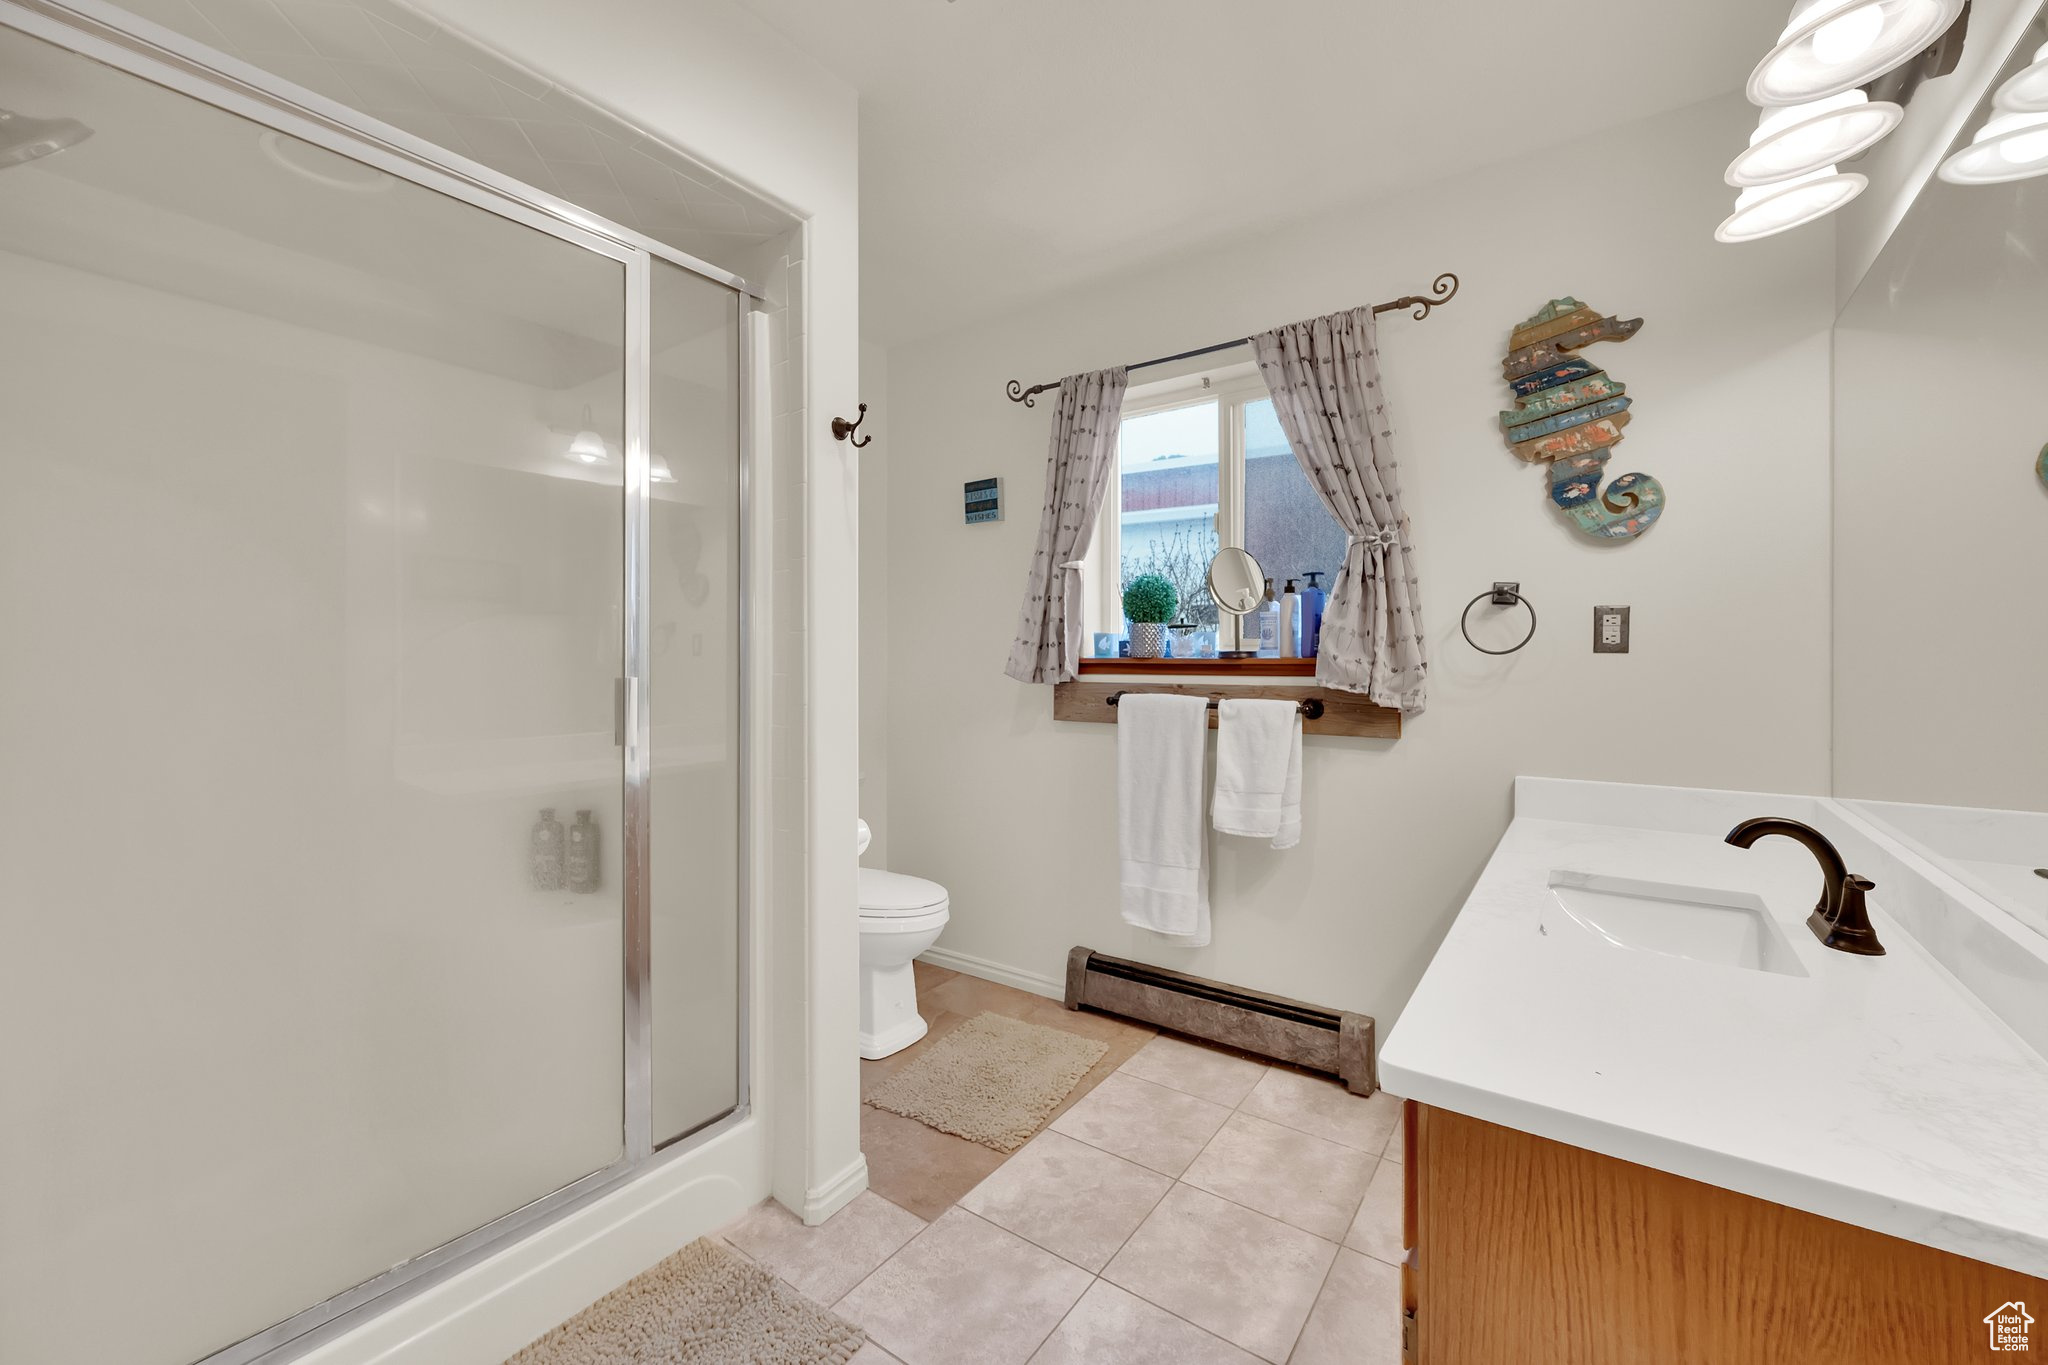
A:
[1207,546,1265,616]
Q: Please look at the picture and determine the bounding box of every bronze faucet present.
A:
[1724,817,1886,956]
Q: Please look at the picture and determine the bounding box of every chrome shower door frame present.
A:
[0,4,758,1362]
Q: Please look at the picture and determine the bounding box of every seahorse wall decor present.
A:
[1498,298,1664,541]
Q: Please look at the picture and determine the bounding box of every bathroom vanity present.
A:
[1382,778,2048,1365]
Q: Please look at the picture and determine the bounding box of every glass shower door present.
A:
[0,25,630,1365]
[648,259,744,1144]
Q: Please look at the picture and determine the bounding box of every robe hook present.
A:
[832,403,872,448]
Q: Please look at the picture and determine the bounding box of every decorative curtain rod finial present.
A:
[1003,271,1459,403]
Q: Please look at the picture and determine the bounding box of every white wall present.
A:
[415,0,867,1226]
[876,93,1836,1029]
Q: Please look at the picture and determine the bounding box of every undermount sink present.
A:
[1543,872,1809,978]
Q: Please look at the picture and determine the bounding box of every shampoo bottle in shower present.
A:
[1300,571,1327,657]
[567,810,600,893]
[1278,578,1301,658]
[530,808,565,891]
[1256,578,1280,657]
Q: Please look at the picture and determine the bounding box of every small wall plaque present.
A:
[965,477,1002,524]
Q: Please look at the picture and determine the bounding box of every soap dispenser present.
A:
[566,810,600,893]
[1278,578,1301,658]
[530,808,565,891]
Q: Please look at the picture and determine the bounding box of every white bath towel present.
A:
[1212,698,1302,849]
[1117,693,1212,946]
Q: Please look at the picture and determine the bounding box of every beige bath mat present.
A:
[503,1237,864,1365]
[865,1010,1109,1152]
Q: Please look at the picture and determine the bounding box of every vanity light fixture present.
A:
[1939,108,2048,183]
[649,454,676,483]
[1941,43,2048,184]
[1715,164,1869,242]
[565,405,608,465]
[1726,91,1904,186]
[1748,0,1966,105]
[1994,41,2048,111]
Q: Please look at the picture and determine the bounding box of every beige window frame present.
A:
[1085,363,1270,653]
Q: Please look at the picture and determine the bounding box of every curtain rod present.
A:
[1004,272,1459,407]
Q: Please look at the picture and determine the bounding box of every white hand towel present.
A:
[1117,693,1212,946]
[1212,698,1303,850]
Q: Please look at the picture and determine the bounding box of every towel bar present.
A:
[1051,681,1400,738]
[1106,691,1324,719]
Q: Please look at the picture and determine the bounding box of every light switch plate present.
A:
[1594,605,1630,653]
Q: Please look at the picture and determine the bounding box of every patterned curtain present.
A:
[1251,307,1428,712]
[1004,367,1129,684]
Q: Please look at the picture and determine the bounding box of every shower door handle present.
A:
[617,676,642,767]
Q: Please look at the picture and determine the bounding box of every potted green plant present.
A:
[1122,573,1178,659]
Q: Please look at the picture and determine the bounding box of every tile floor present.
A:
[718,963,1407,1365]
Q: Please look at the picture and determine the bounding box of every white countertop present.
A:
[1380,778,2048,1279]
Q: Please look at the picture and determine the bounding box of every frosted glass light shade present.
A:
[1716,165,1868,242]
[1992,41,2048,112]
[566,429,608,464]
[650,454,676,483]
[1939,108,2048,184]
[1727,91,1903,185]
[1749,0,1966,105]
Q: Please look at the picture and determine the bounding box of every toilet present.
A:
[857,820,950,1060]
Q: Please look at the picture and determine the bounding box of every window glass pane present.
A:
[1243,398,1348,608]
[1116,401,1219,636]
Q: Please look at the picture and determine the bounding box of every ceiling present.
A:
[729,0,1792,344]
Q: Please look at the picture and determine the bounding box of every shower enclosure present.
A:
[0,7,752,1364]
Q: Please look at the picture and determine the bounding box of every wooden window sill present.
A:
[1076,657,1317,676]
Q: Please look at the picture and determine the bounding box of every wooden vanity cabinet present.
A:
[1401,1101,2048,1365]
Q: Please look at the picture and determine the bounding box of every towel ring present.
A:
[1460,582,1537,656]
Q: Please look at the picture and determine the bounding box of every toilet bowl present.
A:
[858,867,950,1060]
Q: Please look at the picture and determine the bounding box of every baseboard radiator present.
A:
[1063,947,1377,1095]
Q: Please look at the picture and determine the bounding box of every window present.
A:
[1086,367,1347,657]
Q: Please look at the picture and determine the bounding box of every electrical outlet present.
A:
[1594,606,1630,653]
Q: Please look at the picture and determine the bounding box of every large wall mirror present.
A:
[1833,9,2048,934]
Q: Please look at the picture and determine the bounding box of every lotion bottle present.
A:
[1300,571,1327,657]
[1256,577,1280,657]
[566,809,600,893]
[1278,578,1301,658]
[530,808,565,891]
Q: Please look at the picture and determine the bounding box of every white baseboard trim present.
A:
[917,946,1064,1002]
[801,1154,870,1226]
